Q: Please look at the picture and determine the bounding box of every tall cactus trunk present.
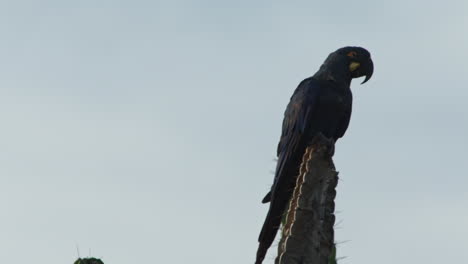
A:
[275,134,338,264]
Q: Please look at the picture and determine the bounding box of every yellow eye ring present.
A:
[349,62,360,72]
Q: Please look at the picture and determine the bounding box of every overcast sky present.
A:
[0,1,467,263]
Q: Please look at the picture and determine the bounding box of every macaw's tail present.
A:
[255,195,289,264]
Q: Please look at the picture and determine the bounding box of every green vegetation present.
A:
[73,258,104,264]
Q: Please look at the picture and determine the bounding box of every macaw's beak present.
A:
[361,58,374,84]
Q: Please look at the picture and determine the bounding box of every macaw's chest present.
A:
[308,88,352,139]
[318,88,352,114]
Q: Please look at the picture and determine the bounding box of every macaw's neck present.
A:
[312,54,352,87]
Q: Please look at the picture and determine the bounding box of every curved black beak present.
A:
[361,58,374,84]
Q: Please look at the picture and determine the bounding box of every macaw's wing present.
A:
[261,77,321,204]
[256,78,321,264]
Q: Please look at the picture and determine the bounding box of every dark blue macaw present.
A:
[256,47,374,264]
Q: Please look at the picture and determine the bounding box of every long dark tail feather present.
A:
[256,148,302,263]
[255,214,281,264]
[255,197,287,264]
[255,244,268,264]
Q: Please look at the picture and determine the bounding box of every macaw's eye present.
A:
[347,51,357,58]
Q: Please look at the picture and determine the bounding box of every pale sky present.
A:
[0,1,467,263]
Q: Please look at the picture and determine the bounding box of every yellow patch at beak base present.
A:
[349,62,360,72]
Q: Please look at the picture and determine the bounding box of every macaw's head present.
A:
[317,46,374,85]
[335,46,374,84]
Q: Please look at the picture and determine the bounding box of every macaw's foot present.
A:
[311,133,335,157]
[326,138,335,157]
